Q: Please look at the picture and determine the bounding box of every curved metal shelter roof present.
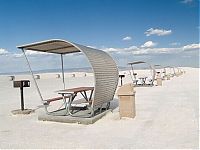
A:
[154,64,161,67]
[17,39,119,110]
[18,39,81,54]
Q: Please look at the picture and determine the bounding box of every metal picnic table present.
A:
[139,77,148,85]
[57,87,94,115]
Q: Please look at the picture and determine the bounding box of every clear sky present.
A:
[0,0,199,73]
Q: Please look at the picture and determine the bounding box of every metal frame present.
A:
[164,66,176,77]
[128,61,156,86]
[154,64,166,79]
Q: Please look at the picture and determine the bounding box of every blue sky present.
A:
[0,0,199,73]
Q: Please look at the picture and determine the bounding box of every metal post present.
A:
[173,67,176,75]
[130,64,136,80]
[150,64,156,83]
[21,49,44,102]
[61,54,65,89]
[20,84,24,110]
[164,67,166,76]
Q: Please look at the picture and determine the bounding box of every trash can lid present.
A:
[117,83,135,96]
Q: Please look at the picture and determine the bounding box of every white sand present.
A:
[0,67,199,149]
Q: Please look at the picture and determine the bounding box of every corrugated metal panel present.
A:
[17,39,80,54]
[75,44,119,108]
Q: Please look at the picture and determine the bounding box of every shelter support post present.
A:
[130,64,134,74]
[61,54,65,89]
[21,49,44,102]
[130,64,136,80]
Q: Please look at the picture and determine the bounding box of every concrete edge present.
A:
[38,109,112,125]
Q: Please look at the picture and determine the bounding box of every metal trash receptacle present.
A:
[166,74,170,80]
[156,72,162,86]
[117,83,136,118]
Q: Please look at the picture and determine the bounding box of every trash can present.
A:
[34,75,40,79]
[9,76,15,81]
[117,83,136,118]
[156,72,162,86]
[166,74,170,80]
[56,74,60,78]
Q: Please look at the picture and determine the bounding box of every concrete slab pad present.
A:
[11,109,35,115]
[134,84,153,87]
[38,109,112,125]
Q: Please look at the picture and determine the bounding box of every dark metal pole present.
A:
[120,76,123,86]
[20,82,24,110]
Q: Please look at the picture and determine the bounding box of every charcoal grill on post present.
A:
[13,80,30,111]
[119,75,125,86]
